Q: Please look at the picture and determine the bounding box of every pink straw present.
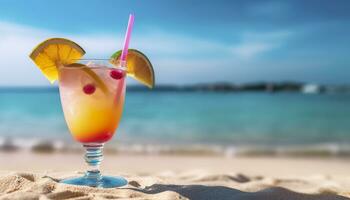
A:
[120,14,135,67]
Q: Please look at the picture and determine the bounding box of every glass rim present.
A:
[61,59,127,71]
[78,58,110,61]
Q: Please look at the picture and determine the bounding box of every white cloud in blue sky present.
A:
[0,20,294,86]
[230,31,292,59]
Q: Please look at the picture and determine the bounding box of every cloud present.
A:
[0,21,292,86]
[230,31,292,59]
[231,42,276,59]
[0,22,52,86]
[74,31,230,58]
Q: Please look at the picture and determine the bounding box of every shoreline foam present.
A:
[1,137,350,158]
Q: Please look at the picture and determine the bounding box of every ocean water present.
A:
[0,89,350,149]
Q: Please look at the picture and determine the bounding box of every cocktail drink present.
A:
[29,14,155,188]
[58,62,128,187]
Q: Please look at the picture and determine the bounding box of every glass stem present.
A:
[83,143,104,182]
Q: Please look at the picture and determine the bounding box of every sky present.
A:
[0,0,349,86]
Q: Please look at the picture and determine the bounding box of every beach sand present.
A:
[0,151,349,199]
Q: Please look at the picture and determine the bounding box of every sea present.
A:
[1,88,350,156]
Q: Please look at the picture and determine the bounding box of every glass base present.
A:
[60,175,128,188]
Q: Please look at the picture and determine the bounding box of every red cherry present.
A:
[83,84,96,95]
[110,69,125,80]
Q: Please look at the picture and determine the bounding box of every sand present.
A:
[0,152,349,199]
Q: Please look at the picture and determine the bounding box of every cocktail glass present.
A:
[58,60,127,188]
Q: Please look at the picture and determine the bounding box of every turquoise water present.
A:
[0,89,350,147]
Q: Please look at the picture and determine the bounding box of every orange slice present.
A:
[29,38,85,83]
[110,49,155,88]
